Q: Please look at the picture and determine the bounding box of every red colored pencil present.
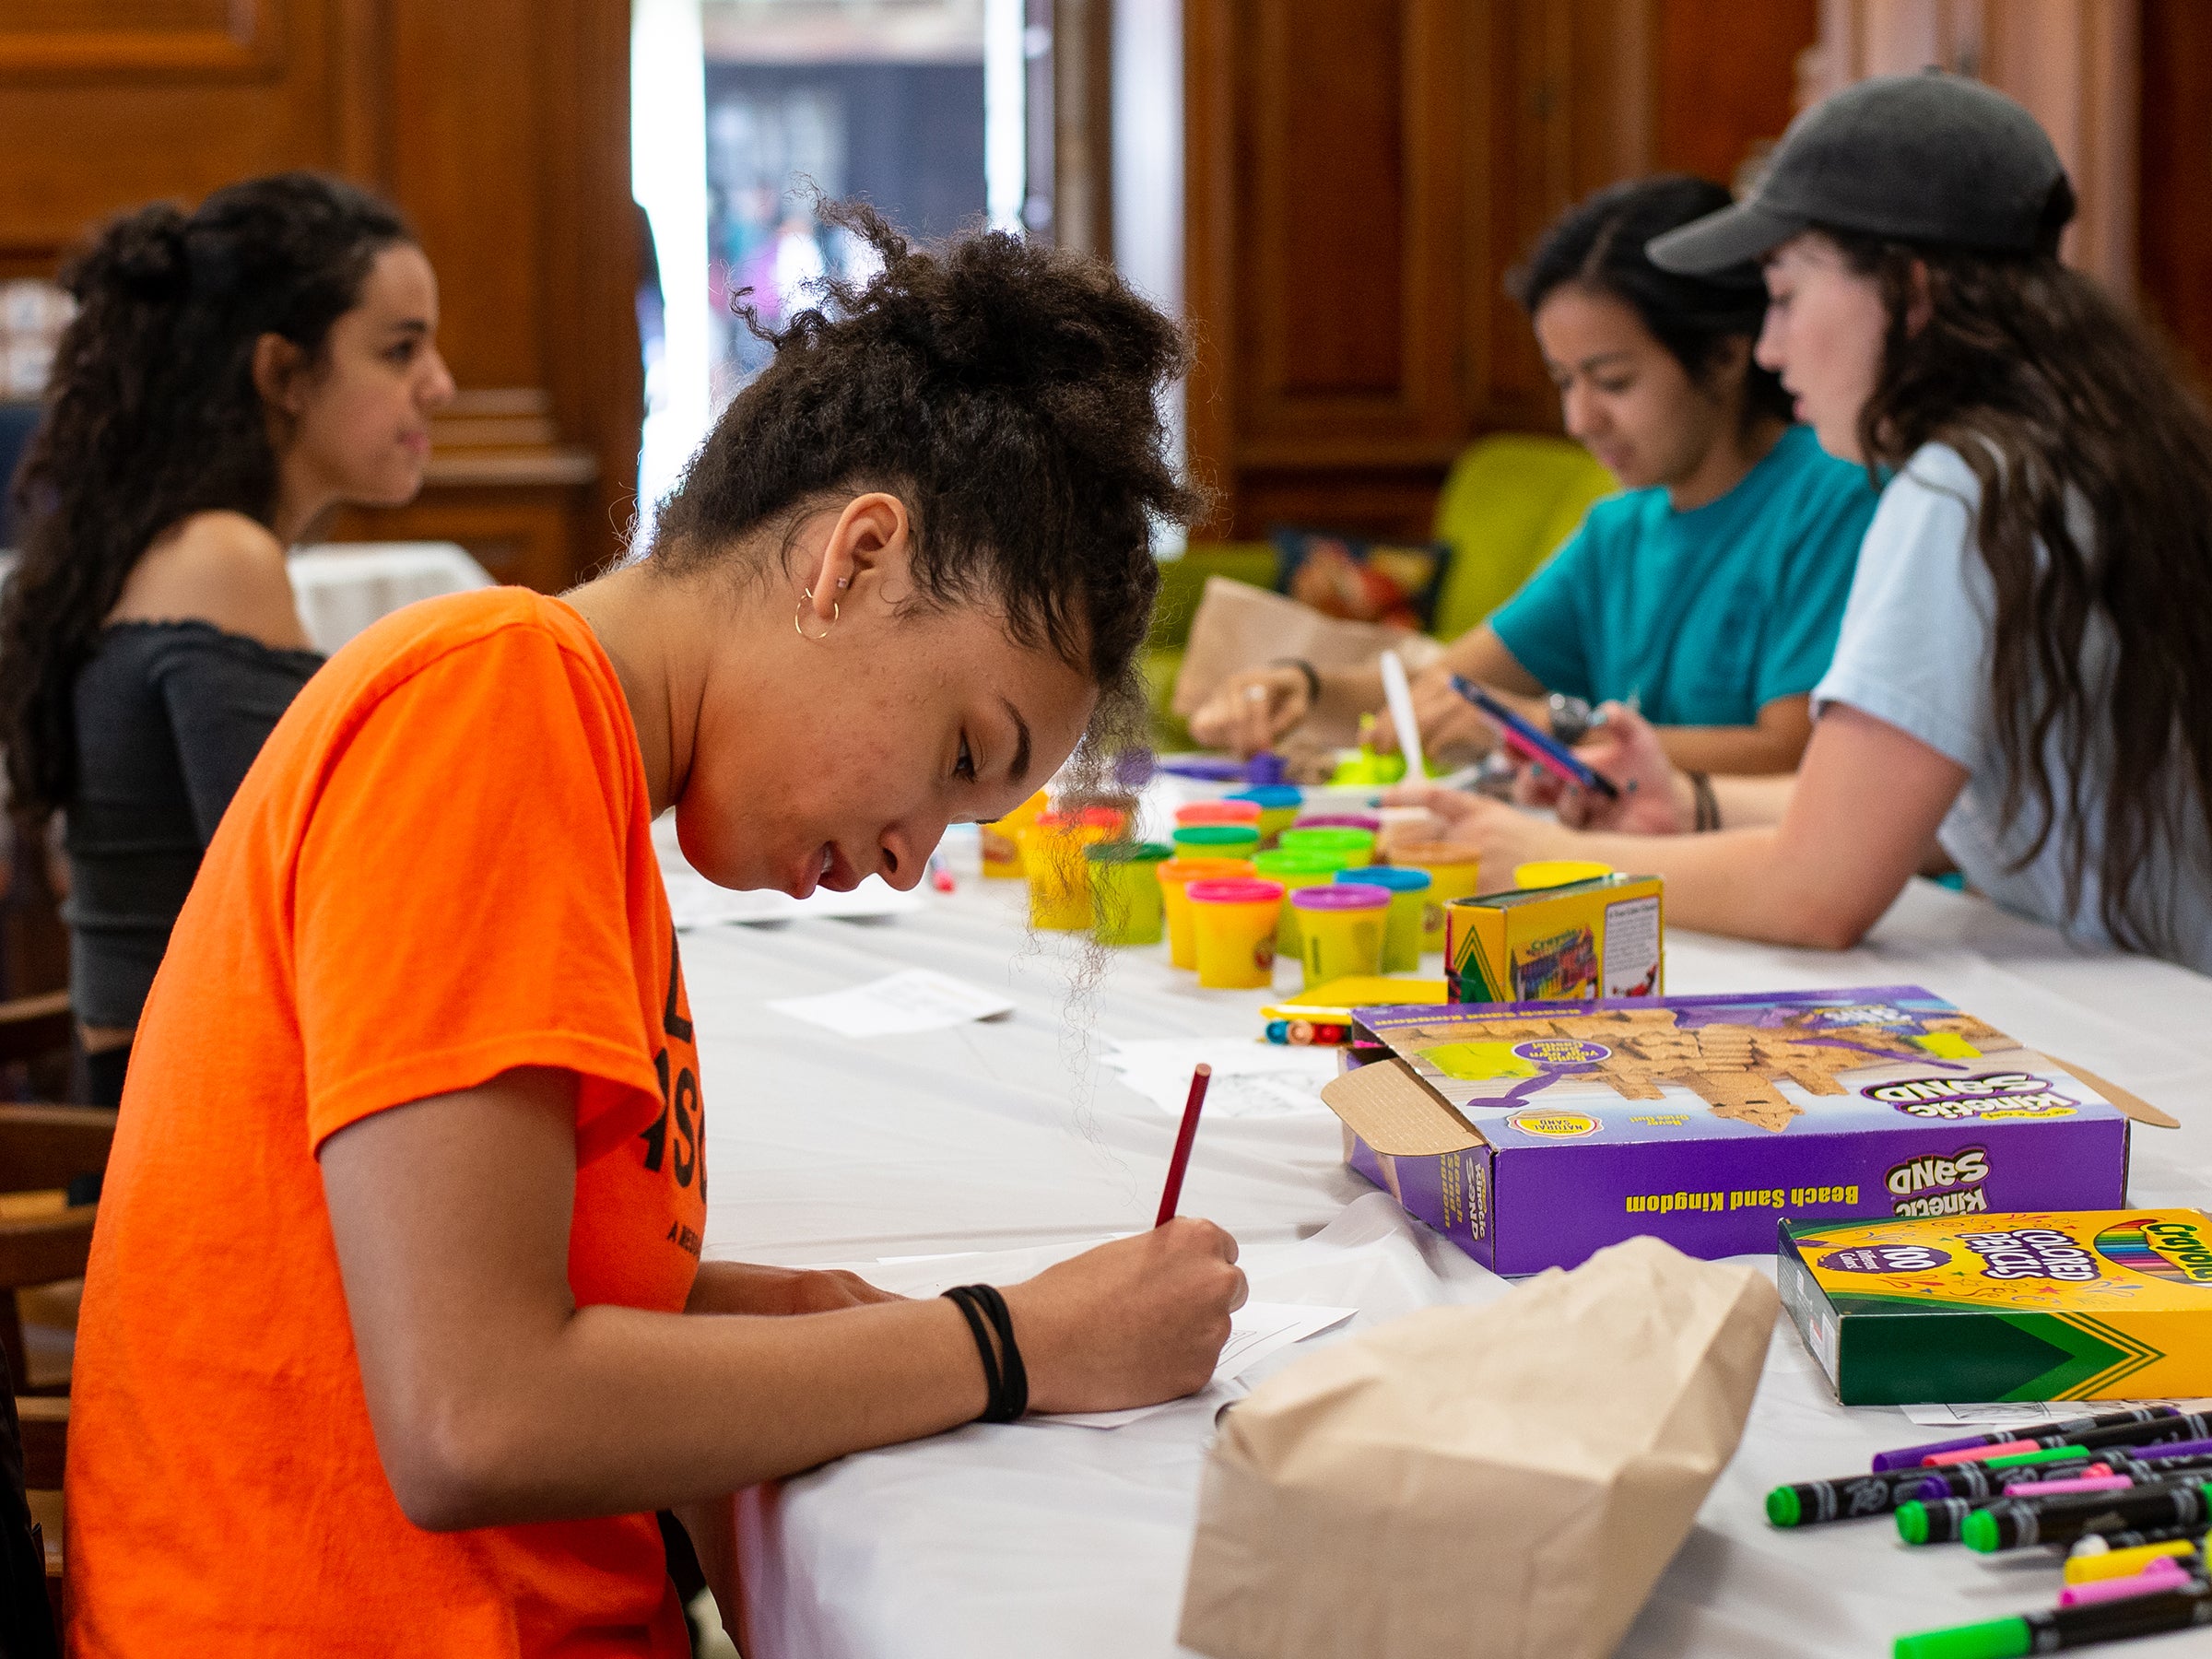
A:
[1155,1064,1212,1226]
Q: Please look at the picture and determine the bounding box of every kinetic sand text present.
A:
[1864,1072,2078,1119]
[1628,1184,1860,1216]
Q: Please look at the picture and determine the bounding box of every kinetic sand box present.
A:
[1443,873,1663,1003]
[1321,985,2144,1277]
[1780,1209,2212,1404]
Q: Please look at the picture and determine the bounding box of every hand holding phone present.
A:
[1448,677,1620,800]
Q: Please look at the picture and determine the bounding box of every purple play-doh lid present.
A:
[1293,883,1392,911]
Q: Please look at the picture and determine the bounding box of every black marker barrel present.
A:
[1964,1480,2212,1553]
[1767,1467,1929,1526]
[1896,1498,1995,1546]
[2032,1411,2212,1457]
[1915,1454,2104,1503]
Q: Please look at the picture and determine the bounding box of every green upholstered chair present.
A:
[1142,435,1615,745]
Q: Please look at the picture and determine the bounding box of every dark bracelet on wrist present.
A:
[1269,657,1322,707]
[1688,770,1721,833]
[943,1284,1029,1423]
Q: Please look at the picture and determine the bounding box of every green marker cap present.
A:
[1961,1509,2001,1553]
[1895,1501,1929,1546]
[1766,1487,1801,1528]
[1892,1614,2032,1659]
[1985,1443,2094,1470]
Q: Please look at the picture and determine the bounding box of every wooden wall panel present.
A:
[2137,0,2212,389]
[0,0,640,585]
[1187,0,1822,544]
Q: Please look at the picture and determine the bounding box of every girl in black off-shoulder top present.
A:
[0,172,453,1105]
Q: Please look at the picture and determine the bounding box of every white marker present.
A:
[1379,649,1426,784]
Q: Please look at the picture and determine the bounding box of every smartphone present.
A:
[1449,676,1619,799]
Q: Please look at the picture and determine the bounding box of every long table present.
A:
[693,841,2212,1657]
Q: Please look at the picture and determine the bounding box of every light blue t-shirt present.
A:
[1813,442,2212,972]
[1489,424,1878,725]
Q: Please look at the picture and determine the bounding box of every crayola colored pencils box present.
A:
[1321,985,2141,1277]
[1442,874,1664,1003]
[1780,1209,2212,1404]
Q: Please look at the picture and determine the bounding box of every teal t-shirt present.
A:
[1488,424,1877,725]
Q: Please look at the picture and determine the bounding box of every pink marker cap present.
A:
[2056,1557,2191,1608]
[2004,1474,2135,1497]
[1924,1438,2041,1467]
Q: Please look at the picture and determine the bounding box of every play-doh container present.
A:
[1186,877,1287,990]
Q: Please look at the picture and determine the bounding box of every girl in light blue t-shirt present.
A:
[1407,74,2212,976]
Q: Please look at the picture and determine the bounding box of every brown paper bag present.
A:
[1177,1236,1778,1659]
[1171,576,1442,749]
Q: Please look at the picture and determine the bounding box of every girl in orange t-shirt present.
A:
[65,206,1244,1657]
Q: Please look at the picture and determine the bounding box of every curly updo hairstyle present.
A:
[1512,174,1794,432]
[0,171,411,823]
[650,202,1196,728]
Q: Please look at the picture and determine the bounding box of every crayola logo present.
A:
[2094,1217,2212,1285]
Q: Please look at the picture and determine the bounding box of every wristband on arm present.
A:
[1269,657,1322,708]
[943,1284,1029,1423]
[1688,771,1721,832]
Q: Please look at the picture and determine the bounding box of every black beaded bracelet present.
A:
[944,1284,1029,1423]
[1270,656,1322,707]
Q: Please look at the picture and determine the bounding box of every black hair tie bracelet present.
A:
[943,1284,1029,1423]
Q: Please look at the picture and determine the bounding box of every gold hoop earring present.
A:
[795,586,838,642]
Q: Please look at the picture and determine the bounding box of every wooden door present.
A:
[0,0,641,589]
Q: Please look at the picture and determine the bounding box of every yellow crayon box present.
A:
[1781,1208,2212,1404]
[1443,874,1664,1003]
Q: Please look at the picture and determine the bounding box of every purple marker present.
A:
[1871,1406,2182,1473]
[2134,1438,2212,1465]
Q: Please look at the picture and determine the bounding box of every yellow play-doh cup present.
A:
[1335,865,1431,972]
[1388,841,1483,953]
[1023,810,1119,929]
[1253,847,1353,956]
[1514,859,1613,889]
[1159,856,1256,969]
[1228,784,1304,846]
[1085,841,1172,946]
[1294,883,1391,990]
[981,789,1050,879]
[1186,877,1286,990]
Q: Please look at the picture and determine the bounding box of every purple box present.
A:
[1321,985,2142,1277]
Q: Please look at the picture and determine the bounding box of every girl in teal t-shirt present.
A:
[1192,176,1878,775]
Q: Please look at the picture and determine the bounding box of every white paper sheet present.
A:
[1897,1398,2205,1429]
[1100,1037,1341,1119]
[1041,1302,1356,1429]
[653,815,924,930]
[768,969,1016,1037]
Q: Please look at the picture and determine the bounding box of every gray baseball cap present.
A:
[1648,69,2073,274]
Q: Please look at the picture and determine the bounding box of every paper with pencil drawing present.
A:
[1100,1037,1339,1119]
[1041,1302,1356,1429]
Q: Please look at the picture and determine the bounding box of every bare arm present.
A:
[109,509,312,649]
[321,1067,1243,1532]
[1392,705,1966,948]
[1653,695,1814,776]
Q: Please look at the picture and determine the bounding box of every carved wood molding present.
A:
[0,0,282,82]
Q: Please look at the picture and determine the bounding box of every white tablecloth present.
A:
[690,834,2212,1657]
[288,542,493,654]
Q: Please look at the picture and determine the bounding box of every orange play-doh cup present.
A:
[1158,856,1256,968]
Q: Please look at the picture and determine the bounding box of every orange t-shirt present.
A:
[67,588,704,1657]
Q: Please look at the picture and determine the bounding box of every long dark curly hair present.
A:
[651,201,1196,727]
[1835,229,2212,958]
[0,171,411,823]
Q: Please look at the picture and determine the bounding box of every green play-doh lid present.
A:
[1172,824,1261,851]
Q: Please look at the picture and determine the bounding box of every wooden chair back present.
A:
[17,1394,65,1639]
[0,1106,114,1394]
